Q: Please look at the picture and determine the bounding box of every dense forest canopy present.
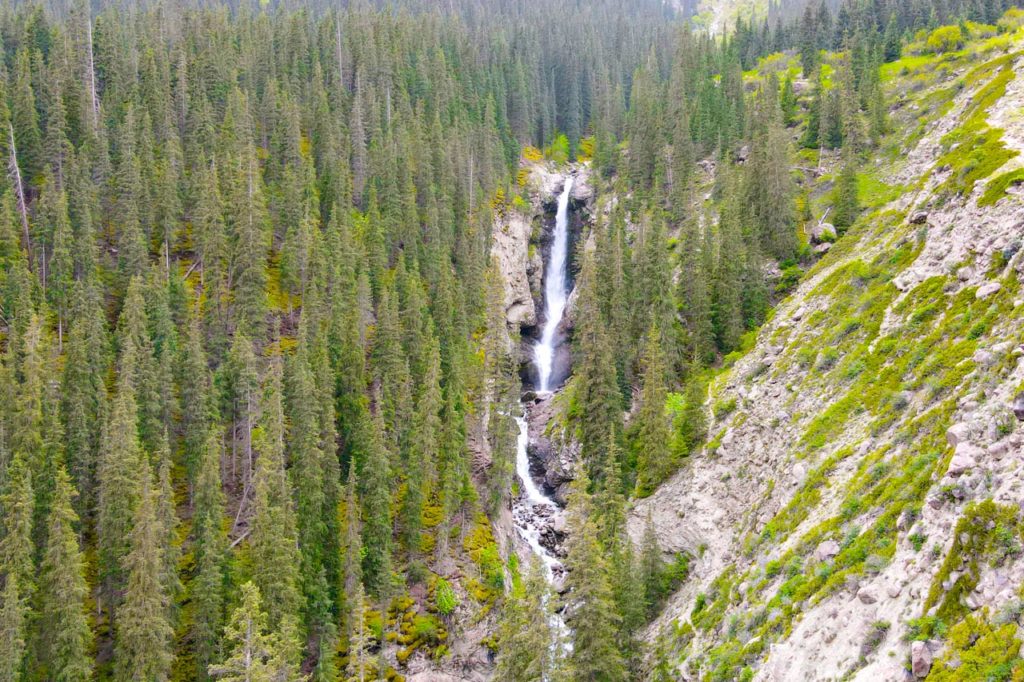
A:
[0,0,1022,679]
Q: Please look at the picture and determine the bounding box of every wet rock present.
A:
[911,641,932,678]
[976,281,1002,300]
[948,443,981,476]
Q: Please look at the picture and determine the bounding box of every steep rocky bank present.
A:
[630,40,1024,681]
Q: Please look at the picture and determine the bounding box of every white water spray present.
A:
[513,415,561,580]
[534,176,574,394]
[511,175,578,652]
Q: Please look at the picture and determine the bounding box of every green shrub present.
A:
[926,25,964,53]
[435,578,458,616]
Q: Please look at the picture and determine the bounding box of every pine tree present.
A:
[344,581,376,682]
[0,575,26,682]
[832,148,860,231]
[633,326,673,497]
[36,463,93,682]
[115,462,173,682]
[191,428,227,680]
[572,250,622,476]
[209,582,301,682]
[494,558,563,681]
[0,454,35,602]
[248,355,302,643]
[360,410,393,599]
[563,470,626,682]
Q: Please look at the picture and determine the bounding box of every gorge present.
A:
[512,173,578,588]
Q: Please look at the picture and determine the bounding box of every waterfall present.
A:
[513,415,561,580]
[534,176,574,394]
[510,174,579,650]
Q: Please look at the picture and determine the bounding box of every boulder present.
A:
[808,221,837,244]
[976,282,1002,300]
[973,349,996,366]
[814,242,832,255]
[946,423,970,446]
[1014,391,1024,421]
[947,443,981,476]
[909,211,929,225]
[857,584,879,604]
[815,540,839,561]
[911,640,933,678]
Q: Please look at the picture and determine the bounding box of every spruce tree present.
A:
[248,355,302,644]
[633,326,673,497]
[494,558,563,681]
[97,349,143,608]
[191,428,227,680]
[572,250,622,476]
[114,463,173,682]
[209,582,300,682]
[0,575,26,682]
[0,454,35,602]
[563,469,626,682]
[38,465,93,682]
[360,410,393,599]
[832,148,860,231]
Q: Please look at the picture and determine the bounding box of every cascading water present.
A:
[512,175,576,640]
[512,416,561,580]
[534,176,574,394]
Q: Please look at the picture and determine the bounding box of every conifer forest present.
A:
[4,0,1024,680]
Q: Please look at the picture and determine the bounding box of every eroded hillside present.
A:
[633,23,1024,682]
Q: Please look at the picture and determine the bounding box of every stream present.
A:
[512,174,574,586]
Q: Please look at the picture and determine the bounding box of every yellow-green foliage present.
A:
[999,7,1024,31]
[544,134,570,165]
[522,145,543,162]
[462,515,504,599]
[937,54,1019,200]
[926,612,1023,681]
[980,168,1024,206]
[926,25,964,54]
[924,500,1021,622]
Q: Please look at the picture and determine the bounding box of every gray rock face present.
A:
[856,585,878,604]
[947,443,981,476]
[946,422,970,446]
[911,641,932,678]
[976,281,1003,299]
[909,210,930,225]
[809,222,837,244]
[491,210,536,327]
[814,540,841,562]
